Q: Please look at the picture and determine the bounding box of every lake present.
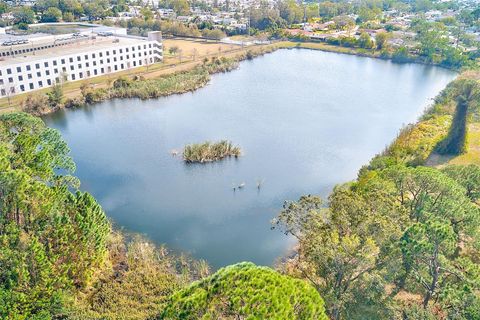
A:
[43,49,456,269]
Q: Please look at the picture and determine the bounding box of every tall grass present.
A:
[23,44,281,115]
[183,140,241,163]
[109,57,240,100]
[110,67,211,99]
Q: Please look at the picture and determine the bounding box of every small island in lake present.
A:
[183,140,241,163]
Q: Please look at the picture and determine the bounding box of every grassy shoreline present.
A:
[13,44,279,116]
[362,67,479,170]
[276,40,467,71]
[2,37,477,167]
[0,38,470,117]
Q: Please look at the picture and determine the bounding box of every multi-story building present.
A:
[0,28,162,97]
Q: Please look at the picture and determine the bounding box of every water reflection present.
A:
[43,49,456,268]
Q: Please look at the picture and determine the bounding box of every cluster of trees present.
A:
[271,77,480,320]
[160,262,328,319]
[9,0,113,26]
[34,0,115,21]
[273,162,480,319]
[412,19,476,68]
[248,0,394,31]
[0,112,111,318]
[22,83,65,115]
[118,6,228,38]
[0,113,331,319]
[323,32,376,49]
[247,0,470,32]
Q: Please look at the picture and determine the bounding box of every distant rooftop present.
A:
[0,23,126,42]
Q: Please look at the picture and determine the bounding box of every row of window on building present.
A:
[1,51,157,83]
[0,40,158,58]
[0,53,158,96]
[0,43,158,77]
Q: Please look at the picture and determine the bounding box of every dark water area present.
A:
[43,49,456,268]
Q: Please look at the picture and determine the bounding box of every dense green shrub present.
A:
[339,36,357,47]
[0,113,111,318]
[392,46,411,63]
[113,76,133,89]
[160,262,328,320]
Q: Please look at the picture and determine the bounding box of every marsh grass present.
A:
[183,140,241,163]
[80,46,278,105]
[108,57,240,100]
[15,45,279,115]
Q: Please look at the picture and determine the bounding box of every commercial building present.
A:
[0,25,162,97]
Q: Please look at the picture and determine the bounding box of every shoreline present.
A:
[3,37,478,169]
[275,40,466,72]
[16,43,280,116]
[0,38,468,117]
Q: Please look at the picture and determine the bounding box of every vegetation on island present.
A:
[160,262,328,320]
[183,140,241,163]
[1,0,480,316]
[0,112,204,319]
[0,112,323,319]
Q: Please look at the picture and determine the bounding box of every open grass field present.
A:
[431,122,480,167]
[0,38,249,113]
[426,70,480,168]
[162,38,239,62]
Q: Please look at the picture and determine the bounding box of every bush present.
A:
[160,262,328,320]
[358,32,374,49]
[113,77,132,89]
[22,94,49,115]
[183,140,241,163]
[16,22,29,30]
[326,37,341,46]
[201,28,226,40]
[340,36,357,47]
[392,46,411,63]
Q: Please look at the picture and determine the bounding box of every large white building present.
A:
[0,26,162,97]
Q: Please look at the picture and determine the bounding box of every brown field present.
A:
[162,38,239,62]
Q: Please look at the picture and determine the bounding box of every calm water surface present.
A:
[43,49,456,268]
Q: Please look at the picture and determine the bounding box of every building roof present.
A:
[0,35,154,67]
